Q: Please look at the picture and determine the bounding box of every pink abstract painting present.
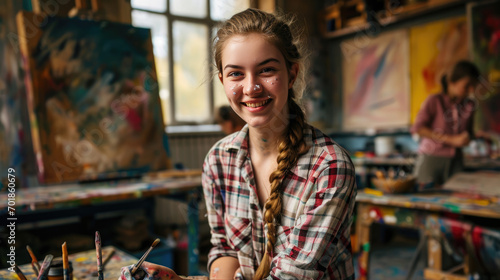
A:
[341,29,410,130]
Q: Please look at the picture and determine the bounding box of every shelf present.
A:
[320,0,467,39]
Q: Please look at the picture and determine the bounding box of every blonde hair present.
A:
[213,8,309,279]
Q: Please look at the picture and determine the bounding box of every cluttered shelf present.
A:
[319,0,467,39]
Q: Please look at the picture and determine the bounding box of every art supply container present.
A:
[47,260,73,280]
[374,136,395,156]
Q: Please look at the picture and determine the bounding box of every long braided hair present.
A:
[214,8,309,279]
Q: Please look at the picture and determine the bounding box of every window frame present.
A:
[131,0,256,127]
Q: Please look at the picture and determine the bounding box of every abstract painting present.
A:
[0,0,32,189]
[409,16,469,124]
[17,11,169,184]
[341,29,410,130]
[468,1,500,134]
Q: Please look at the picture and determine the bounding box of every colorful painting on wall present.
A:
[341,29,410,130]
[409,16,469,124]
[468,1,500,134]
[17,11,169,184]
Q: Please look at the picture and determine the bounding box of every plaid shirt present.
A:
[202,124,357,280]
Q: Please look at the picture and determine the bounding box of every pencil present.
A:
[130,238,161,275]
[37,254,53,280]
[26,245,40,276]
[13,265,27,280]
[95,231,103,280]
[62,242,70,280]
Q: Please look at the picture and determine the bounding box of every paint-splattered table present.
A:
[355,188,500,280]
[0,173,203,276]
[0,245,208,279]
[0,246,135,279]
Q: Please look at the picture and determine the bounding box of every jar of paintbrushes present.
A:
[47,259,73,280]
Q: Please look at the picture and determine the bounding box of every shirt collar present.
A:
[224,124,316,181]
[225,124,250,167]
[442,92,470,105]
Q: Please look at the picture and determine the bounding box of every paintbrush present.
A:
[130,238,161,276]
[92,248,115,276]
[37,254,54,280]
[13,265,27,280]
[95,231,104,280]
[26,245,40,276]
[62,242,70,280]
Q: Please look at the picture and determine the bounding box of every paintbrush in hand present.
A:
[26,245,40,276]
[37,254,53,280]
[95,231,104,280]
[62,242,70,280]
[130,238,161,276]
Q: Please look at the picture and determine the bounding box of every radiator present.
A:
[166,126,225,170]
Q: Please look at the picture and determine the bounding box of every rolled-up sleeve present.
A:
[268,158,357,280]
[202,155,238,270]
[411,95,435,134]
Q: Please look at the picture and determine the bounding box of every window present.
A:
[131,0,252,126]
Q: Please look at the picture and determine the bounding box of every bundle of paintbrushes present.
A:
[17,234,160,280]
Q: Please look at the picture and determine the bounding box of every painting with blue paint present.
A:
[0,1,33,188]
[17,11,169,184]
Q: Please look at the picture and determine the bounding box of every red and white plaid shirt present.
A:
[202,124,357,279]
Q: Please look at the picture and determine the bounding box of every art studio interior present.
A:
[1,0,499,279]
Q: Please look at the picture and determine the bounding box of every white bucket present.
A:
[375,136,395,156]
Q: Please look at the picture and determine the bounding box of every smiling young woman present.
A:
[119,8,357,280]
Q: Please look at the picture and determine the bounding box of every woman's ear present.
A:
[288,63,299,89]
[218,73,224,84]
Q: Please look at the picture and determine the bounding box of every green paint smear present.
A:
[362,242,370,252]
[443,203,461,213]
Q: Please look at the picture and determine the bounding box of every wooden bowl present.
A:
[371,176,416,194]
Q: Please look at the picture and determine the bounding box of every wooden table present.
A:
[0,172,203,275]
[355,189,500,279]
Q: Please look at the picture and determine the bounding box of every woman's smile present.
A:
[219,33,295,128]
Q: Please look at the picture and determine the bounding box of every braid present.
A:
[254,99,309,280]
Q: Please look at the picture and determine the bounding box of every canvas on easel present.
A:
[16,11,169,184]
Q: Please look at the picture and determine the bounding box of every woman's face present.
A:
[219,33,298,129]
[448,77,477,101]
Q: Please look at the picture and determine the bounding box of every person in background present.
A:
[412,60,480,188]
[215,105,246,135]
[119,8,356,280]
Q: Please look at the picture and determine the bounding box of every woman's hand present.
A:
[447,132,470,147]
[118,262,183,280]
